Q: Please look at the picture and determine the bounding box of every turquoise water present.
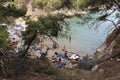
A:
[56,11,119,56]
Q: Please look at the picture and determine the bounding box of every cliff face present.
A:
[95,26,120,63]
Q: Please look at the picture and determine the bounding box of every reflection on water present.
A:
[56,11,119,56]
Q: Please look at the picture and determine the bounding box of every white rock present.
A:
[91,65,99,72]
[116,58,120,61]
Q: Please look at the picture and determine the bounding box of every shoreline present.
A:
[28,36,93,60]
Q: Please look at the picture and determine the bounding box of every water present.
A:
[55,10,120,56]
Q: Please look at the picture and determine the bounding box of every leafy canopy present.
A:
[24,14,68,45]
[0,26,9,48]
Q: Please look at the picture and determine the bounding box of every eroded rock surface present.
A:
[95,26,120,63]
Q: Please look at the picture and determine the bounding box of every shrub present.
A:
[0,3,27,17]
[71,0,90,9]
[0,57,57,79]
[0,26,9,48]
[6,3,27,17]
[34,0,48,9]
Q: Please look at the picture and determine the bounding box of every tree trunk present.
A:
[20,33,37,57]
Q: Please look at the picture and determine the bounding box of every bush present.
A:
[35,0,62,10]
[0,27,9,48]
[6,3,27,17]
[0,55,75,80]
[0,3,26,17]
[71,0,90,9]
[34,0,48,9]
[0,57,58,79]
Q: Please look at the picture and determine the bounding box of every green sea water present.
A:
[56,11,119,56]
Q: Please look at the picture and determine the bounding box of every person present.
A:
[51,55,58,63]
[55,52,65,58]
[70,54,79,60]
[52,41,59,49]
[83,54,89,60]
[59,62,66,69]
[59,58,66,69]
[58,57,61,65]
[35,44,41,51]
[64,51,68,58]
[41,47,50,56]
[70,54,79,64]
[68,35,71,42]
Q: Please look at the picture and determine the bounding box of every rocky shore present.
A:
[95,25,120,63]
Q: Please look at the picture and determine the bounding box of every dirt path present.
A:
[25,0,33,16]
[25,0,46,20]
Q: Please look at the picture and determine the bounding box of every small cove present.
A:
[55,10,119,56]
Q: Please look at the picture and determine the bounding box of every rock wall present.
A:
[94,26,120,63]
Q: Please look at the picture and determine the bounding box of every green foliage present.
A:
[71,0,91,9]
[0,0,13,3]
[0,4,14,23]
[24,14,67,44]
[35,0,62,10]
[0,56,78,80]
[6,3,27,17]
[38,14,65,36]
[34,0,48,9]
[33,59,57,75]
[60,0,72,9]
[2,57,57,79]
[0,3,27,18]
[0,1,26,49]
[35,0,72,10]
[0,26,9,48]
[34,0,97,10]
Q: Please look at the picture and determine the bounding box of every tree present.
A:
[0,26,9,49]
[0,1,26,54]
[20,14,68,57]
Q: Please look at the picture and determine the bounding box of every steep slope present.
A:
[95,26,120,63]
[91,57,120,80]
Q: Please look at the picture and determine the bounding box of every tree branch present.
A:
[105,19,120,30]
[112,0,120,8]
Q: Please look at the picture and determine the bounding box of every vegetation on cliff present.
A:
[0,26,9,49]
[0,1,26,23]
[0,0,120,80]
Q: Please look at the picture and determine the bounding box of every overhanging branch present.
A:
[105,19,118,29]
[112,0,120,8]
